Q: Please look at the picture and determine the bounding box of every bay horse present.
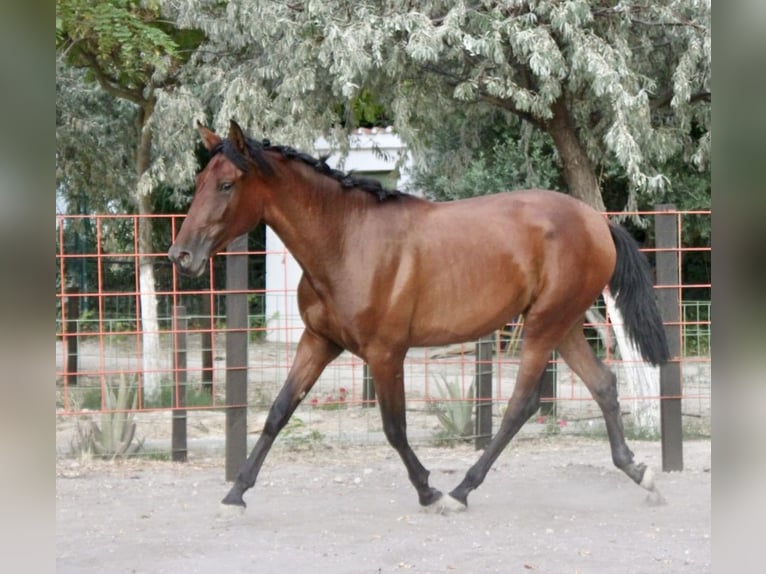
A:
[169,120,670,512]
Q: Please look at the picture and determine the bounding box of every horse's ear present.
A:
[197,121,221,151]
[228,120,248,156]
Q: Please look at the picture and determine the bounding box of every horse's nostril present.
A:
[169,246,193,268]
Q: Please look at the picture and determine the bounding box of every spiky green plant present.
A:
[429,374,475,443]
[73,373,144,459]
[279,417,326,452]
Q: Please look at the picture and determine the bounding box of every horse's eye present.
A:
[219,181,234,193]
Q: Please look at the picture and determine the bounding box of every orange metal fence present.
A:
[55,210,711,455]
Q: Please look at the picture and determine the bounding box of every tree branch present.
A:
[79,50,146,106]
[651,89,711,110]
[475,91,544,129]
[420,63,545,128]
[56,38,80,64]
[430,3,486,26]
[592,7,707,33]
[690,90,711,104]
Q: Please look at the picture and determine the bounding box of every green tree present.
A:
[411,114,564,200]
[56,0,204,400]
[155,0,709,215]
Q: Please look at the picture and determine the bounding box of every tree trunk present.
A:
[546,96,605,211]
[603,293,660,435]
[546,95,660,434]
[135,99,162,404]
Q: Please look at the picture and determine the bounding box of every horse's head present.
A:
[169,120,268,277]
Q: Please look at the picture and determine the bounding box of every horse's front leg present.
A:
[221,330,341,508]
[367,349,443,508]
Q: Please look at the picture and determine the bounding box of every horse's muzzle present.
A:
[168,244,207,277]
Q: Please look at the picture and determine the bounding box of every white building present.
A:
[265,128,415,343]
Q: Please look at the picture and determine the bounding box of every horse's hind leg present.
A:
[448,343,552,508]
[221,330,341,508]
[367,351,443,508]
[556,325,664,503]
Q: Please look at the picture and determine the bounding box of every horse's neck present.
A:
[262,177,354,280]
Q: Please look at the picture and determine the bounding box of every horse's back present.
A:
[391,189,615,345]
[441,189,606,229]
[422,189,613,266]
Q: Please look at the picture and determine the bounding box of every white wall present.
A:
[265,128,415,343]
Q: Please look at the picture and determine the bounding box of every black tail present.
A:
[608,224,670,366]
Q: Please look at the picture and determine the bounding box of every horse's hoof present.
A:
[421,492,444,514]
[422,494,467,515]
[216,502,246,520]
[418,487,444,508]
[221,491,247,509]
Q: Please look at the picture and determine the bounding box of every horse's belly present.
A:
[408,286,528,347]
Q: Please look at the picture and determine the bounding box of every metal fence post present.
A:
[225,235,249,481]
[65,285,80,387]
[362,363,376,407]
[200,292,214,395]
[172,305,188,462]
[474,333,494,449]
[655,205,684,471]
[539,352,557,416]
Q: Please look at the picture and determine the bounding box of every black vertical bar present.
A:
[200,292,214,394]
[65,286,80,386]
[655,204,684,471]
[225,235,249,481]
[362,363,376,407]
[474,334,494,449]
[172,305,188,462]
[538,352,557,417]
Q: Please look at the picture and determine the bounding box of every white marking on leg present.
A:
[639,467,655,490]
[638,467,667,506]
[421,499,446,515]
[422,494,467,515]
[442,495,467,513]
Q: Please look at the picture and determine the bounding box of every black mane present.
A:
[212,136,401,202]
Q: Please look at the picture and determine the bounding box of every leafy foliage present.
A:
[56,63,139,212]
[56,0,205,207]
[58,1,710,214]
[411,116,563,200]
[57,0,179,89]
[153,0,709,212]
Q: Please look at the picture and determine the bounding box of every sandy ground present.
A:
[56,336,711,573]
[56,436,710,574]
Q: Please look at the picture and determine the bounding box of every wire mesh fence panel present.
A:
[56,210,711,458]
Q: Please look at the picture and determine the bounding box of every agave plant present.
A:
[74,373,144,459]
[430,374,475,441]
